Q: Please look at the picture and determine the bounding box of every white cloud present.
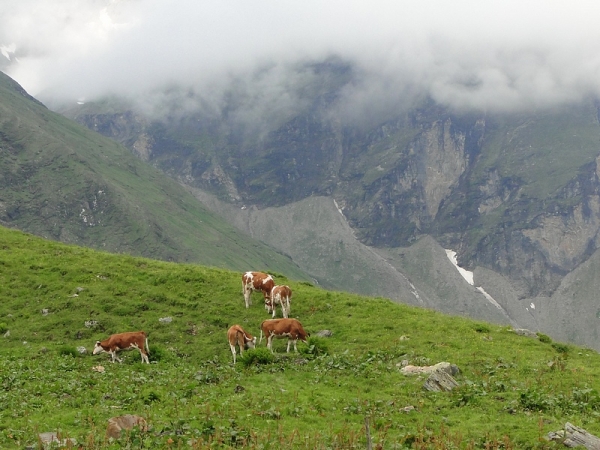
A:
[2,0,600,117]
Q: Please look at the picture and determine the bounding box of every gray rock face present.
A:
[66,95,600,301]
[59,74,600,351]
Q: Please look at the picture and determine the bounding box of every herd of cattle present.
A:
[92,271,310,365]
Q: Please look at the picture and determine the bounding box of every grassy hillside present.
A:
[1,226,600,448]
[0,71,309,281]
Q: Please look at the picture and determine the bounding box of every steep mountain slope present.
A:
[192,187,600,349]
[45,62,600,348]
[4,224,600,448]
[0,71,310,279]
[61,63,600,301]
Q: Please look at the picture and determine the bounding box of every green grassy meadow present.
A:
[1,225,600,449]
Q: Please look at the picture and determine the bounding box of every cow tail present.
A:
[259,329,263,344]
[145,337,150,355]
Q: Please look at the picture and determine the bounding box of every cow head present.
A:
[264,298,274,314]
[246,336,257,349]
[92,341,104,355]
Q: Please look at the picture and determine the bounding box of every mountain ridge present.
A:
[5,66,600,350]
[0,70,311,280]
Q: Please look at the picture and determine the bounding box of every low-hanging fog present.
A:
[2,0,600,125]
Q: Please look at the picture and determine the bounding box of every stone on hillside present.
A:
[41,308,49,316]
[106,414,148,439]
[77,346,87,354]
[85,320,99,328]
[26,432,76,449]
[400,361,460,376]
[3,330,9,338]
[513,328,538,338]
[423,370,460,392]
[159,317,173,324]
[316,330,332,337]
[547,422,600,448]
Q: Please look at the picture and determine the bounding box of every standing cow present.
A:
[242,271,274,308]
[265,285,292,318]
[227,324,256,364]
[93,331,150,364]
[260,318,309,353]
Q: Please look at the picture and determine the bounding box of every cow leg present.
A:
[282,300,288,319]
[143,338,150,364]
[129,342,149,364]
[267,334,274,353]
[243,287,251,308]
[237,334,245,360]
[139,348,149,364]
[110,350,122,363]
[287,338,298,353]
[284,298,290,319]
[230,343,237,364]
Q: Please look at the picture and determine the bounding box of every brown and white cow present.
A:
[227,324,256,364]
[242,271,275,308]
[93,331,150,364]
[265,285,292,318]
[260,318,309,353]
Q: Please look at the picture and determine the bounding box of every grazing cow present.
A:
[93,331,150,364]
[265,285,292,318]
[260,318,309,353]
[242,271,275,308]
[227,324,256,364]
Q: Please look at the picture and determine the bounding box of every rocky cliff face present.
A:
[62,79,600,303]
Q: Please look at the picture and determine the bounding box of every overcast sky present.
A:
[2,0,600,118]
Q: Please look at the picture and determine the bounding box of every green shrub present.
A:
[537,333,552,344]
[473,323,491,333]
[195,369,223,384]
[142,390,161,404]
[239,348,275,367]
[552,342,570,354]
[0,323,7,334]
[148,344,166,362]
[58,346,79,358]
[300,336,329,358]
